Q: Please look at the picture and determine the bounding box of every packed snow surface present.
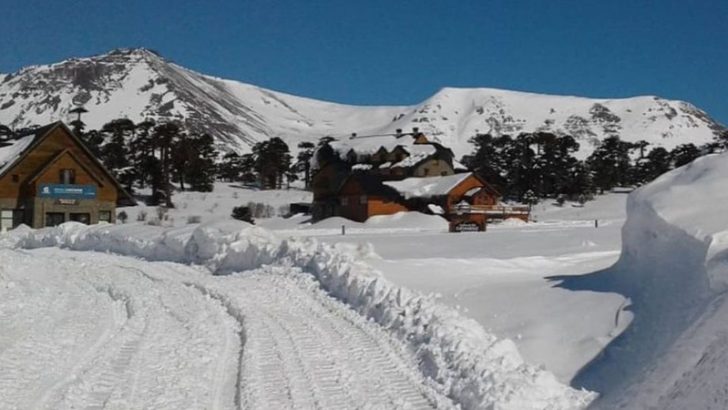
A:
[1,220,594,409]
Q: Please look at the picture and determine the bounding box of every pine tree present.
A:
[151,122,181,207]
[253,137,292,189]
[100,119,136,191]
[462,133,508,190]
[670,143,701,168]
[640,147,671,182]
[586,136,632,192]
[131,119,156,189]
[218,152,244,182]
[185,133,217,191]
[296,141,316,188]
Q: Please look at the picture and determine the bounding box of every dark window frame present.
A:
[60,169,76,185]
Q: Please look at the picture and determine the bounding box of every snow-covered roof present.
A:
[0,135,35,175]
[453,159,469,171]
[390,145,437,168]
[464,187,481,197]
[384,172,474,199]
[352,163,373,171]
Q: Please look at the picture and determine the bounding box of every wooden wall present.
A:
[445,174,499,213]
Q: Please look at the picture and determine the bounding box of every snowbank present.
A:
[580,153,728,408]
[364,211,449,230]
[5,221,593,409]
[306,212,449,233]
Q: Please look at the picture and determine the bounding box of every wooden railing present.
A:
[453,204,530,216]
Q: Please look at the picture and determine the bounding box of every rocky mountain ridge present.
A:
[0,48,724,157]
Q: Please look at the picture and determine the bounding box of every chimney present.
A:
[395,128,402,137]
[412,127,419,134]
[351,132,357,139]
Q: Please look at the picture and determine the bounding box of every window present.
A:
[359,195,367,205]
[99,211,112,223]
[60,169,76,184]
[11,174,19,183]
[70,213,90,225]
[45,212,65,227]
[341,197,349,206]
[1,210,12,231]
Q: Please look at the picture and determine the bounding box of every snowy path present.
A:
[0,247,449,410]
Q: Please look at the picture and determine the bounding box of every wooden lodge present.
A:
[310,129,530,229]
[0,122,135,230]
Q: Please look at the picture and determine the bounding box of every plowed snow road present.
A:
[0,248,453,410]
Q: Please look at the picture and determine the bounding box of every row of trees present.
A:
[462,132,725,203]
[78,119,217,207]
[218,139,317,189]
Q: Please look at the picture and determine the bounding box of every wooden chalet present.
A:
[384,172,502,231]
[311,131,457,221]
[0,122,135,230]
[337,174,407,222]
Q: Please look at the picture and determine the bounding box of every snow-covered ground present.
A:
[0,247,448,409]
[121,183,312,227]
[7,167,728,409]
[257,194,630,383]
[0,219,594,409]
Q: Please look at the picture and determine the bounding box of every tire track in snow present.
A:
[3,248,453,409]
[190,267,452,410]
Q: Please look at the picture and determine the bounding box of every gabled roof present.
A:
[0,121,136,205]
[26,148,106,187]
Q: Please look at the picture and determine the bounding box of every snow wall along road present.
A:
[4,221,593,410]
[572,152,728,409]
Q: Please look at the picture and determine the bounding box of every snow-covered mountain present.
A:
[0,48,724,157]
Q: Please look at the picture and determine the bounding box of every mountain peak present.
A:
[0,50,724,157]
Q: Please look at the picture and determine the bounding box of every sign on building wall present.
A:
[38,184,97,199]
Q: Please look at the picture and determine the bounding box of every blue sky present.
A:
[3,0,727,125]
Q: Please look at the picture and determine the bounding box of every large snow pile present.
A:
[578,152,728,408]
[6,221,594,409]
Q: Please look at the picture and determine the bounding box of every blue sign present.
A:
[38,184,97,199]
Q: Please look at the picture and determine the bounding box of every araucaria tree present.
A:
[252,137,292,189]
[296,141,316,188]
[586,135,633,192]
[86,118,220,206]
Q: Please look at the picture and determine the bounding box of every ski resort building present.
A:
[311,129,463,220]
[0,122,135,230]
[310,130,530,228]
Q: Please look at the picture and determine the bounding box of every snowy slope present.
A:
[0,48,724,157]
[570,153,728,408]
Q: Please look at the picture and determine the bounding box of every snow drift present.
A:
[6,220,593,409]
[577,152,728,408]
